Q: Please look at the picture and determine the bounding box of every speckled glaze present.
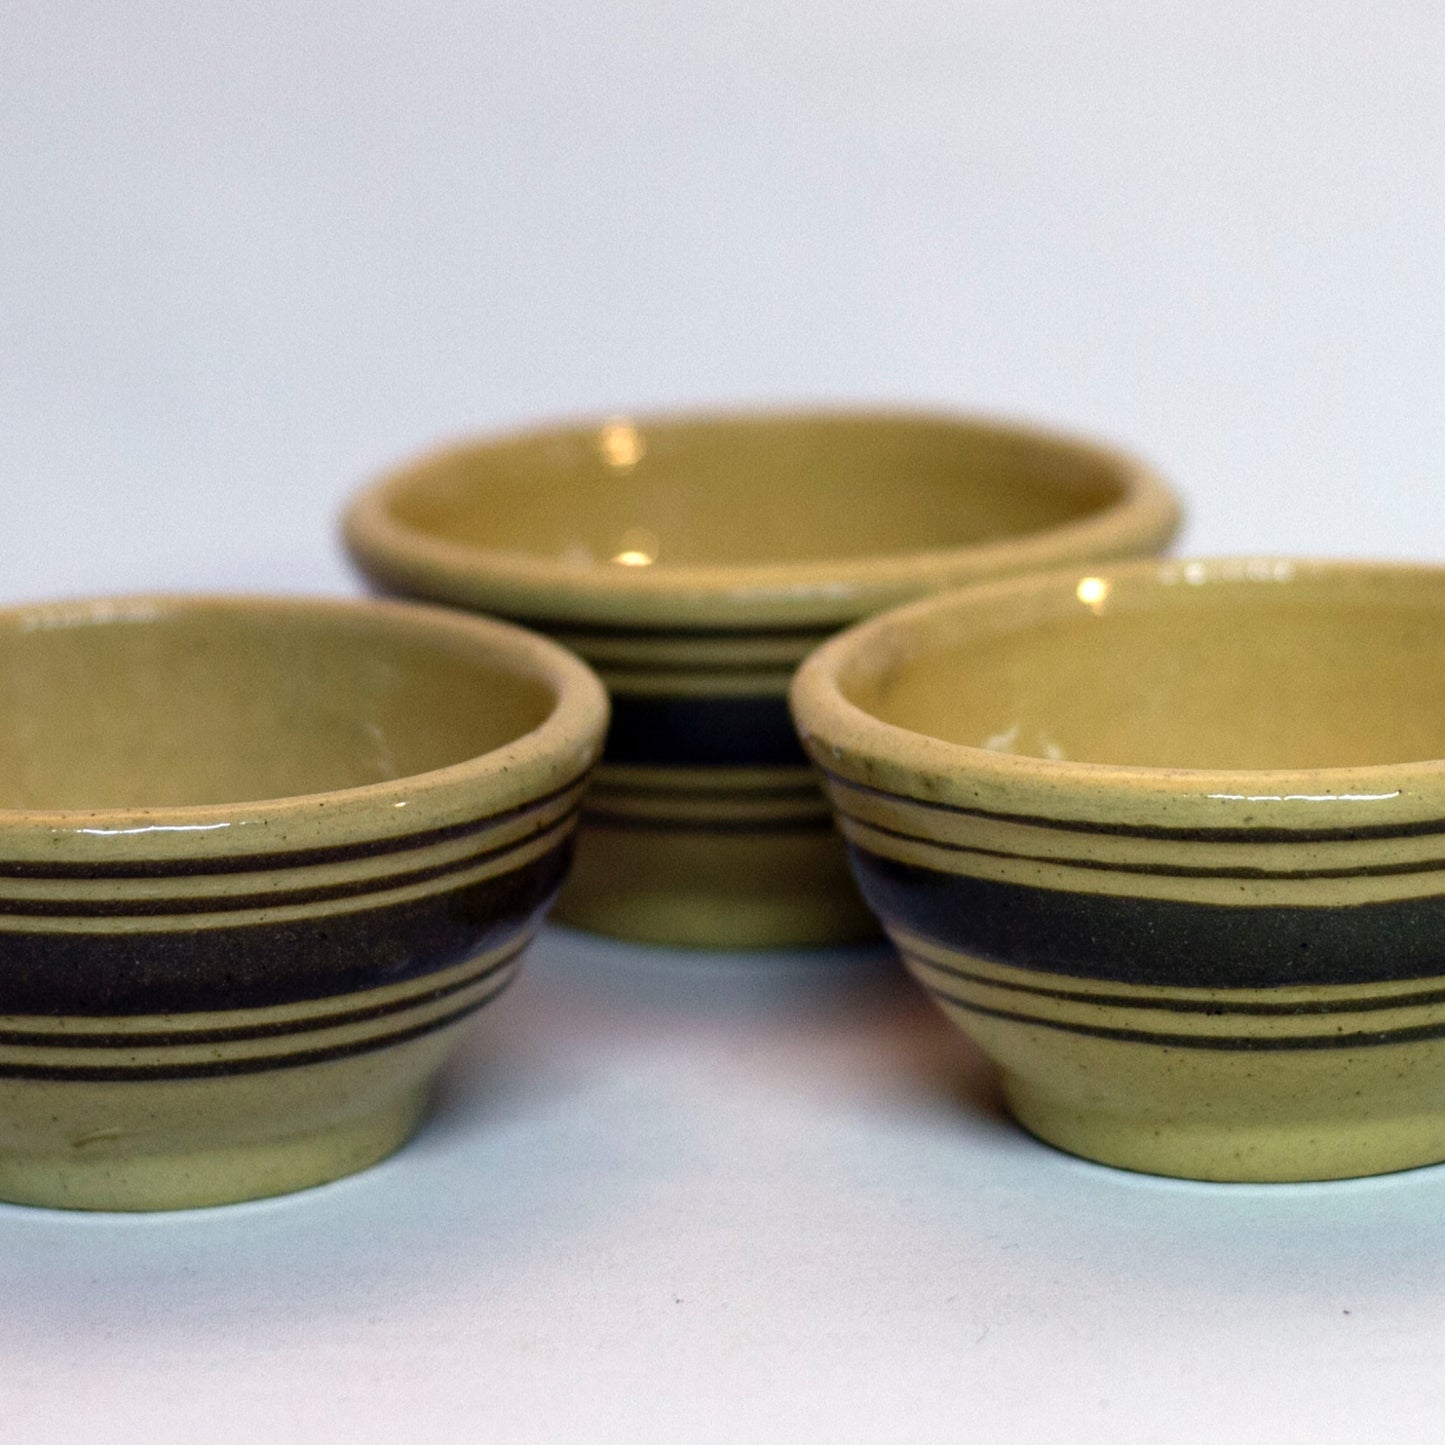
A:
[791,558,1445,1181]
[343,410,1180,947]
[0,595,607,1209]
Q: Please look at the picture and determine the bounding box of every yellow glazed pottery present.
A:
[792,558,1445,1182]
[344,411,1179,947]
[0,595,607,1210]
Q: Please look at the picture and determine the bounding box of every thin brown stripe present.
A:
[0,771,590,881]
[926,985,1445,1052]
[849,814,1445,883]
[0,807,579,918]
[583,808,835,835]
[547,620,834,645]
[592,658,802,676]
[816,762,1445,845]
[592,778,822,802]
[901,948,1445,1018]
[0,980,515,1082]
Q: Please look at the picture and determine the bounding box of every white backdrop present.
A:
[4,3,1445,1440]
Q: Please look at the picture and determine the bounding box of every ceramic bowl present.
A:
[343,410,1179,947]
[0,594,607,1210]
[790,557,1445,1181]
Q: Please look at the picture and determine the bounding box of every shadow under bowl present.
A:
[791,557,1445,1181]
[0,594,607,1209]
[343,409,1179,947]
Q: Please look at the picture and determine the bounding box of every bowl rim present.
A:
[0,592,609,865]
[789,556,1445,836]
[341,406,1182,630]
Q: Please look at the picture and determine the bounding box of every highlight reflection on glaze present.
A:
[597,419,646,470]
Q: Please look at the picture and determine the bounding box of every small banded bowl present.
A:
[0,594,606,1210]
[343,410,1179,947]
[792,558,1445,1181]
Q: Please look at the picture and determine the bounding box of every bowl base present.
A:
[899,936,1445,1183]
[0,1080,432,1212]
[554,815,879,947]
[1004,1075,1445,1183]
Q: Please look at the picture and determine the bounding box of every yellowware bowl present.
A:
[344,411,1179,947]
[0,595,607,1210]
[791,558,1445,1181]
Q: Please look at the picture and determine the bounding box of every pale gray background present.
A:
[4,2,1445,1440]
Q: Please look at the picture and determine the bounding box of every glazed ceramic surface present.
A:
[0,595,607,1209]
[791,558,1445,1181]
[344,411,1179,947]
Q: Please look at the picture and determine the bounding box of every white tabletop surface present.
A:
[5,3,1445,1440]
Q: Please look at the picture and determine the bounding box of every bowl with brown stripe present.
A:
[0,594,606,1209]
[342,410,1179,947]
[792,557,1445,1181]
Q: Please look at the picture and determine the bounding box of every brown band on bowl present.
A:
[0,837,571,1019]
[851,846,1445,992]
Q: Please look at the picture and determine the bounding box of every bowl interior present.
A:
[0,605,556,810]
[841,569,1445,771]
[384,416,1126,570]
